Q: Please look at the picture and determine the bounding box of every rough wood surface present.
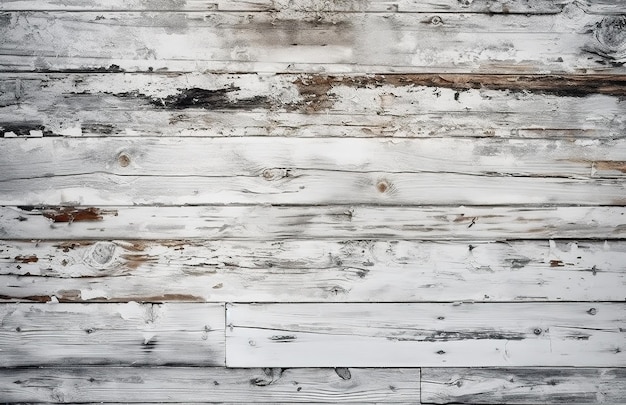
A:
[421,368,626,404]
[2,205,625,240]
[0,303,225,366]
[1,10,625,73]
[1,137,625,205]
[1,73,625,138]
[226,302,626,367]
[0,367,420,403]
[1,240,624,303]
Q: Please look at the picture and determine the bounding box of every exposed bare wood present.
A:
[0,239,624,303]
[226,302,626,367]
[0,366,420,403]
[0,303,225,366]
[421,368,626,404]
[2,205,625,240]
[1,73,625,138]
[1,10,624,73]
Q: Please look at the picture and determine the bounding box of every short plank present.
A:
[2,205,625,240]
[0,240,624,302]
[225,303,626,367]
[0,302,224,366]
[0,0,594,14]
[421,368,626,404]
[2,73,624,138]
[1,137,625,205]
[0,367,419,403]
[1,10,624,73]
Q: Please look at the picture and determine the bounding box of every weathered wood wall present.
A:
[1,0,625,403]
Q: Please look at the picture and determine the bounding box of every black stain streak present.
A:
[510,257,531,269]
[147,87,270,110]
[0,13,11,27]
[141,337,158,353]
[388,330,526,342]
[269,335,297,342]
[0,123,55,137]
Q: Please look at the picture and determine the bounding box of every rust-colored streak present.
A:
[0,294,52,303]
[14,255,38,263]
[550,260,565,267]
[595,161,626,173]
[42,207,112,223]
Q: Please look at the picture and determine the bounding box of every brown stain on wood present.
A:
[14,255,38,263]
[292,74,626,111]
[595,161,626,173]
[38,207,118,223]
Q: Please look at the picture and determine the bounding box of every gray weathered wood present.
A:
[0,239,624,303]
[0,303,225,366]
[1,137,625,205]
[421,368,626,404]
[226,303,626,367]
[1,10,624,73]
[0,366,420,403]
[2,205,625,240]
[2,73,624,138]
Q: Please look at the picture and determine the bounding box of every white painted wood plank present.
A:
[2,205,625,240]
[421,368,626,404]
[0,10,624,73]
[0,240,624,302]
[2,73,624,138]
[0,367,420,403]
[0,0,597,14]
[226,303,626,367]
[1,137,624,205]
[0,303,225,366]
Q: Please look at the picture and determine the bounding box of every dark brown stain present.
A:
[82,123,117,135]
[0,294,51,303]
[36,64,125,74]
[145,87,270,110]
[14,255,38,263]
[42,207,114,223]
[550,260,564,267]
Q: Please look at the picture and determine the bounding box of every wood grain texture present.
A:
[1,137,625,205]
[2,205,625,240]
[226,303,626,367]
[1,9,624,73]
[0,367,419,403]
[1,239,624,303]
[2,73,624,138]
[1,0,616,14]
[0,303,225,366]
[421,368,626,404]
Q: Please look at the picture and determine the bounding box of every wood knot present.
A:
[431,16,443,26]
[589,16,626,63]
[118,152,131,167]
[376,179,390,193]
[83,241,117,269]
[261,168,290,181]
[587,307,597,315]
[458,0,473,6]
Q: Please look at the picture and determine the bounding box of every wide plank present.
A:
[421,368,626,404]
[1,73,625,138]
[0,302,224,366]
[1,137,625,205]
[225,303,626,367]
[2,205,625,240]
[0,240,624,303]
[1,10,624,73]
[0,366,419,403]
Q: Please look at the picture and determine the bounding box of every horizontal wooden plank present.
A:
[1,0,615,14]
[421,367,626,404]
[1,137,625,205]
[0,239,624,303]
[2,205,625,240]
[225,303,626,367]
[1,73,625,138]
[0,303,224,366]
[0,366,419,403]
[0,10,624,73]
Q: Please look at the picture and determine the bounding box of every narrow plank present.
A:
[225,303,626,367]
[1,10,624,73]
[2,205,625,240]
[1,73,625,138]
[0,0,589,14]
[0,367,419,403]
[421,368,626,404]
[0,303,224,366]
[0,240,624,303]
[1,137,625,205]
